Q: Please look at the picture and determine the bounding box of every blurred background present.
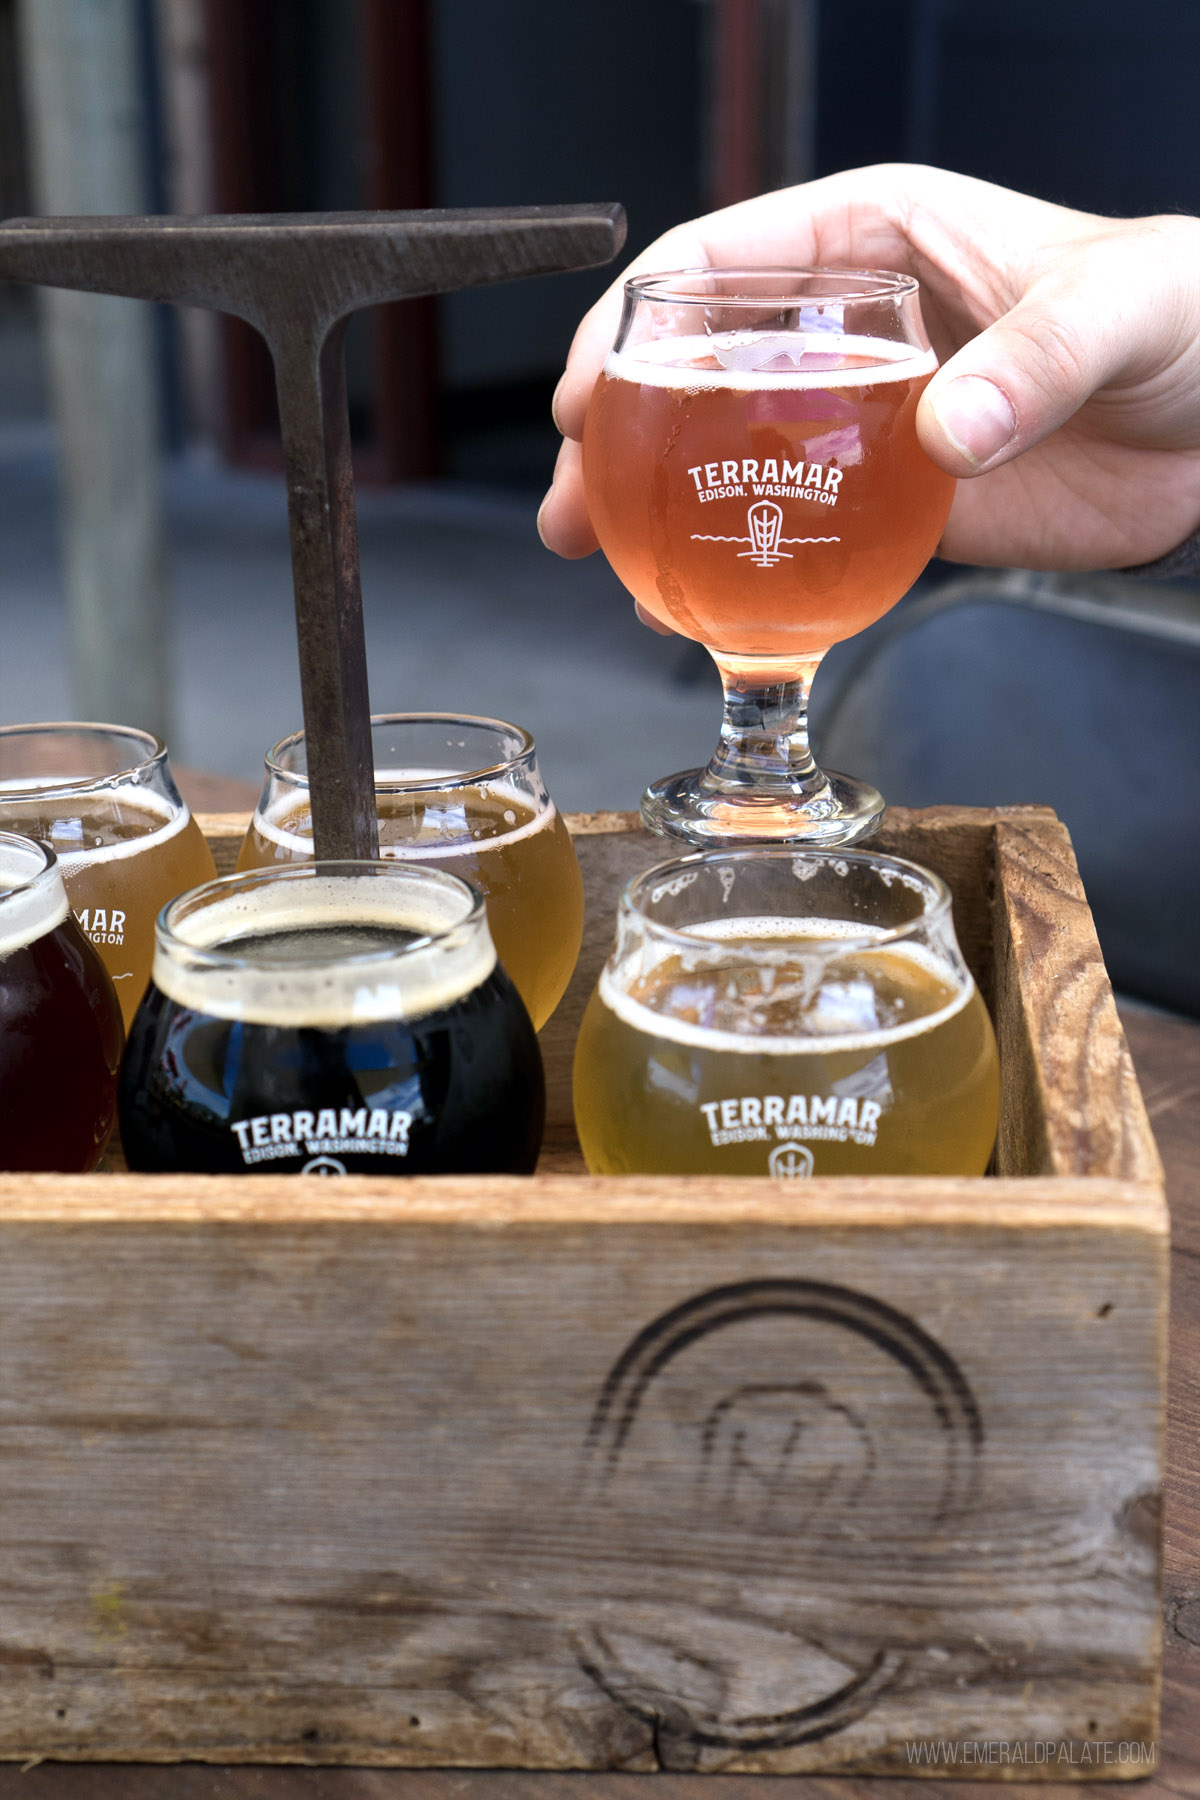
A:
[0,0,1198,1005]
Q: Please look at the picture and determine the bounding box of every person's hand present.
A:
[538,163,1200,577]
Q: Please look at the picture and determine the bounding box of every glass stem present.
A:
[702,652,829,799]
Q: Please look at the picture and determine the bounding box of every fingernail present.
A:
[928,375,1016,468]
[551,375,566,433]
[536,492,552,548]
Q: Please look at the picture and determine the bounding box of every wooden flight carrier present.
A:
[0,802,1166,1776]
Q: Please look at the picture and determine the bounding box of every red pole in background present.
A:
[709,0,818,211]
[358,0,438,482]
[711,0,763,210]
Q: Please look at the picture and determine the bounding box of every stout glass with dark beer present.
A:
[0,831,124,1171]
[237,714,584,1030]
[573,847,999,1177]
[120,860,545,1176]
[0,723,217,1028]
[583,269,955,845]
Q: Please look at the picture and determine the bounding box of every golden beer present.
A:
[0,726,217,1029]
[237,715,584,1031]
[573,848,999,1178]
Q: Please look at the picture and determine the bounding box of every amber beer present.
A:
[572,848,1000,1178]
[0,832,123,1172]
[237,715,584,1031]
[583,332,955,661]
[0,725,217,1029]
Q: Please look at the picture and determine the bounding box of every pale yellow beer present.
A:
[573,850,999,1178]
[237,715,584,1031]
[0,726,217,1029]
[575,925,999,1176]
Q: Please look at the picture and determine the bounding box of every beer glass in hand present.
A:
[583,270,955,845]
[237,714,584,1030]
[120,860,544,1176]
[0,832,123,1171]
[573,847,998,1177]
[0,723,217,1029]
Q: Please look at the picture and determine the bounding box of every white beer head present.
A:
[602,846,975,1055]
[254,711,556,859]
[153,860,497,1028]
[0,832,69,957]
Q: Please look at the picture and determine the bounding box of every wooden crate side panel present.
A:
[991,821,1162,1185]
[197,815,245,876]
[874,806,1005,1009]
[0,1169,1169,1226]
[0,1212,1163,1773]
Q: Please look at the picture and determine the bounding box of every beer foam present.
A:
[0,838,69,958]
[153,868,497,1027]
[255,780,555,860]
[601,923,972,1055]
[604,332,936,391]
[689,915,890,943]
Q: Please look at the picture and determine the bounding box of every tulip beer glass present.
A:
[583,269,955,844]
[573,847,999,1177]
[0,723,217,1028]
[237,713,584,1030]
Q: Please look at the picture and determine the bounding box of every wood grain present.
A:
[0,1007,1193,1798]
[195,811,251,877]
[1120,1000,1200,1797]
[991,820,1162,1185]
[0,1199,1165,1773]
[174,772,260,816]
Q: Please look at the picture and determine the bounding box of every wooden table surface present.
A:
[5,776,1198,1797]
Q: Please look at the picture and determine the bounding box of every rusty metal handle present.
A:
[0,204,627,858]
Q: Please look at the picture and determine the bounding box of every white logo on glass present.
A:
[302,1155,347,1177]
[692,500,840,568]
[768,1140,815,1181]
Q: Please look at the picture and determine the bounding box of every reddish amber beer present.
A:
[581,269,955,846]
[585,336,952,661]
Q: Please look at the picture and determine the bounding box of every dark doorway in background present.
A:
[203,0,436,481]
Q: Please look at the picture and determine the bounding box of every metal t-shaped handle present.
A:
[0,204,626,858]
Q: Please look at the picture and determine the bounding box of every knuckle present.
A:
[1017,307,1093,398]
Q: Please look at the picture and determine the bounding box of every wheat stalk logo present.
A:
[692,500,839,567]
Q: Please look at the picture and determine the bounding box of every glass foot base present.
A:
[640,767,885,848]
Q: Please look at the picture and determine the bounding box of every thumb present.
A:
[917,257,1143,476]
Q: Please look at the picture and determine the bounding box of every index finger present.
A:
[550,167,921,442]
[552,224,709,441]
